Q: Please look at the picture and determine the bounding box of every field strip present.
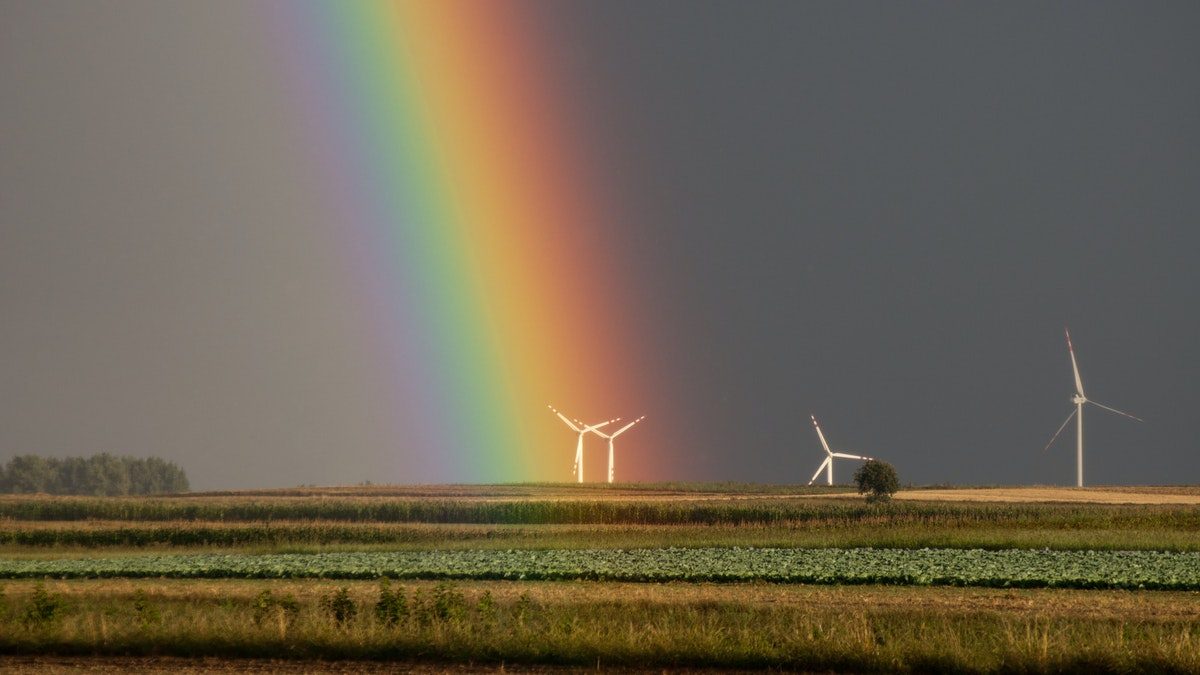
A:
[3,548,1199,590]
[890,488,1200,504]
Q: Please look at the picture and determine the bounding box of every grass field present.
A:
[2,484,1198,672]
[1,579,1198,672]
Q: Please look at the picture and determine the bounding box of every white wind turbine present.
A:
[593,415,646,484]
[548,405,618,483]
[1042,328,1142,487]
[807,415,873,486]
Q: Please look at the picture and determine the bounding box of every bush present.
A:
[132,589,161,628]
[23,582,64,628]
[853,460,900,503]
[320,587,357,626]
[374,578,407,627]
[253,589,299,628]
[431,582,467,623]
[476,590,497,627]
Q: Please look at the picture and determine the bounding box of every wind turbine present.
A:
[593,416,646,484]
[1042,328,1142,487]
[548,405,618,483]
[807,415,873,486]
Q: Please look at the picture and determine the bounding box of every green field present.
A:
[3,548,1200,590]
[1,484,1199,672]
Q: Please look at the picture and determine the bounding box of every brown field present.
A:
[8,483,1197,506]
[0,656,742,674]
[182,483,1200,504]
[3,579,1199,673]
[6,578,1199,622]
[889,486,1200,504]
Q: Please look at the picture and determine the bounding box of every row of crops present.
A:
[2,548,1198,590]
[2,496,1197,527]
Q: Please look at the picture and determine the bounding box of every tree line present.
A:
[0,453,189,495]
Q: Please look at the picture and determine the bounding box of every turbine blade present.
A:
[1065,328,1085,398]
[583,417,620,433]
[807,457,830,486]
[610,416,646,438]
[548,405,582,432]
[832,452,871,460]
[811,415,834,457]
[1042,408,1077,452]
[556,413,582,432]
[1087,400,1144,422]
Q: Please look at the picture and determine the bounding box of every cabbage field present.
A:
[3,547,1199,590]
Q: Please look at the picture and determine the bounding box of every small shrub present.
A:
[23,582,64,628]
[854,460,900,503]
[132,589,161,627]
[252,590,274,626]
[276,593,300,620]
[432,582,467,623]
[514,591,533,626]
[320,587,357,626]
[253,589,300,629]
[476,590,497,627]
[411,588,432,627]
[374,578,407,627]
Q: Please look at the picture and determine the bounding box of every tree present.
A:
[0,454,189,495]
[2,456,55,493]
[853,460,899,503]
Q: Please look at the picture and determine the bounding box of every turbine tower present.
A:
[807,415,873,486]
[548,405,618,483]
[593,416,646,484]
[1042,328,1142,487]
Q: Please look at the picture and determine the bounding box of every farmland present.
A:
[3,548,1200,590]
[2,484,1199,672]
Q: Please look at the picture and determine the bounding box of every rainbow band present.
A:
[267,2,653,481]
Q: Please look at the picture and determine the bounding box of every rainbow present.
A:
[264,1,661,482]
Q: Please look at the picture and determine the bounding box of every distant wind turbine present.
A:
[593,416,646,484]
[1042,328,1142,487]
[548,405,618,483]
[807,415,873,486]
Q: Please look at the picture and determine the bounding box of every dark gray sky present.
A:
[2,1,1198,488]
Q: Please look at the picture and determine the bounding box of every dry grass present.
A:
[0,656,760,673]
[888,487,1200,504]
[8,483,1195,505]
[5,578,1199,622]
[2,579,1199,672]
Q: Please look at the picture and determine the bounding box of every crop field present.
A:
[2,484,1199,672]
[3,548,1200,590]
